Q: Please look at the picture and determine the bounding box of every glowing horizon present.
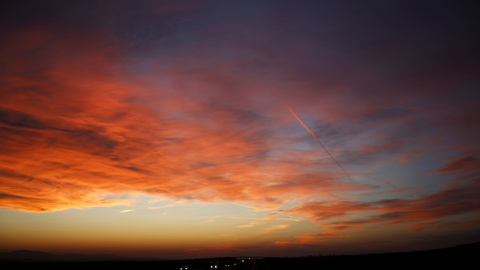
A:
[1,0,479,258]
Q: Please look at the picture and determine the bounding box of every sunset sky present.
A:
[1,0,479,258]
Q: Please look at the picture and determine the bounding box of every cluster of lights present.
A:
[208,259,243,268]
[210,263,236,268]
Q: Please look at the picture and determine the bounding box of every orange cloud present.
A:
[275,231,348,246]
[2,25,378,213]
[280,179,480,238]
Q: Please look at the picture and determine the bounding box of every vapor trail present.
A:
[265,80,354,183]
[206,24,354,184]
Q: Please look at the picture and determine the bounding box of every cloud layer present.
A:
[1,0,479,255]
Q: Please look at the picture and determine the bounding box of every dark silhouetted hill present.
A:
[0,242,477,269]
[0,249,154,262]
[257,242,479,269]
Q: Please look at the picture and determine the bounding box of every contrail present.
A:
[200,20,354,184]
[264,80,354,183]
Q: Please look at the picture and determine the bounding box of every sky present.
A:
[1,0,479,258]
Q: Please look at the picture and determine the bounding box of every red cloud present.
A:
[1,25,377,212]
[2,3,479,229]
[281,179,480,238]
[275,231,349,246]
[437,155,479,174]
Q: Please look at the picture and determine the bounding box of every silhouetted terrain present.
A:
[1,242,478,269]
[257,242,479,269]
[0,249,154,262]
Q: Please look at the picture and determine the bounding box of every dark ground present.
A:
[1,242,478,269]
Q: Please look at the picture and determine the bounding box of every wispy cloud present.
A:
[278,179,480,243]
[1,0,479,257]
[237,224,255,228]
[147,204,176,210]
[264,224,290,232]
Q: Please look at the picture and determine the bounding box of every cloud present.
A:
[237,224,254,228]
[1,23,368,212]
[1,2,479,245]
[280,179,480,239]
[272,179,480,247]
[264,224,289,232]
[147,204,176,210]
[275,231,348,246]
[2,35,383,212]
[437,155,479,175]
